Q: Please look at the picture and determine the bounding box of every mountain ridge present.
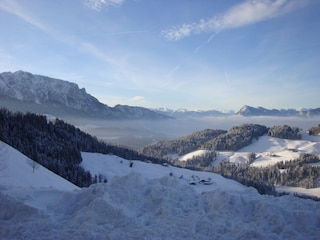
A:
[155,105,320,118]
[153,108,234,118]
[2,71,319,119]
[237,105,320,117]
[0,70,169,120]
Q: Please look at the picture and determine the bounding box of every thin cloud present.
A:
[0,0,49,33]
[0,0,122,72]
[130,96,146,104]
[83,0,125,11]
[162,0,308,41]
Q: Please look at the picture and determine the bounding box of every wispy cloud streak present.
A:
[162,0,307,40]
[0,0,123,72]
[83,0,125,11]
[0,0,50,33]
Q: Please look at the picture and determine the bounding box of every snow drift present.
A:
[1,173,320,239]
[1,142,320,239]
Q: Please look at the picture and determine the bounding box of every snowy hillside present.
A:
[80,152,247,194]
[175,133,320,197]
[0,141,79,191]
[1,141,320,239]
[177,133,320,168]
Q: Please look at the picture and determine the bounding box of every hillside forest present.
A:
[1,108,320,196]
[139,124,320,194]
[0,108,163,187]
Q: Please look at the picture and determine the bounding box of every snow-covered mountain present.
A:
[1,140,320,239]
[154,107,234,118]
[155,105,320,118]
[237,105,320,117]
[0,71,169,120]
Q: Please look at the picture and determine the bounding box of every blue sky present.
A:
[0,0,319,111]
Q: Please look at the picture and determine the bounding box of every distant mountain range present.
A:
[1,71,319,119]
[236,105,320,117]
[0,71,169,120]
[153,108,235,118]
[155,105,320,118]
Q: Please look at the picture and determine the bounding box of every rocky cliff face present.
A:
[0,71,169,119]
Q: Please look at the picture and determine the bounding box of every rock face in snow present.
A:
[237,105,320,117]
[0,71,169,119]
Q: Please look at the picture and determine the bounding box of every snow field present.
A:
[178,149,211,161]
[80,152,248,194]
[177,134,320,168]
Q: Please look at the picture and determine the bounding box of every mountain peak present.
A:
[0,71,169,120]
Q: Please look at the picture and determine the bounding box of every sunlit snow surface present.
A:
[1,141,320,239]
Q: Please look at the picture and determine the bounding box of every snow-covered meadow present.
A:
[1,140,320,239]
[179,133,320,169]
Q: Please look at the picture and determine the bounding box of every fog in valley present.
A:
[70,116,320,149]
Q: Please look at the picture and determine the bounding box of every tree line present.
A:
[139,124,269,160]
[213,153,320,190]
[0,108,163,187]
[138,123,320,198]
[139,129,226,159]
[268,125,301,139]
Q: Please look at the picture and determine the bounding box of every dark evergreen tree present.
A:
[0,108,163,187]
[268,125,301,139]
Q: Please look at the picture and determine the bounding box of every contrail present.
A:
[207,33,217,43]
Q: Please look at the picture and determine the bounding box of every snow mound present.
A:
[1,173,320,239]
[1,140,320,239]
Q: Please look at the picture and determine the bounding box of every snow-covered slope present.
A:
[178,133,320,168]
[178,149,211,161]
[176,133,320,198]
[0,141,79,191]
[1,141,320,239]
[80,152,247,194]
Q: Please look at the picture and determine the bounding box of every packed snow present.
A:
[1,141,320,239]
